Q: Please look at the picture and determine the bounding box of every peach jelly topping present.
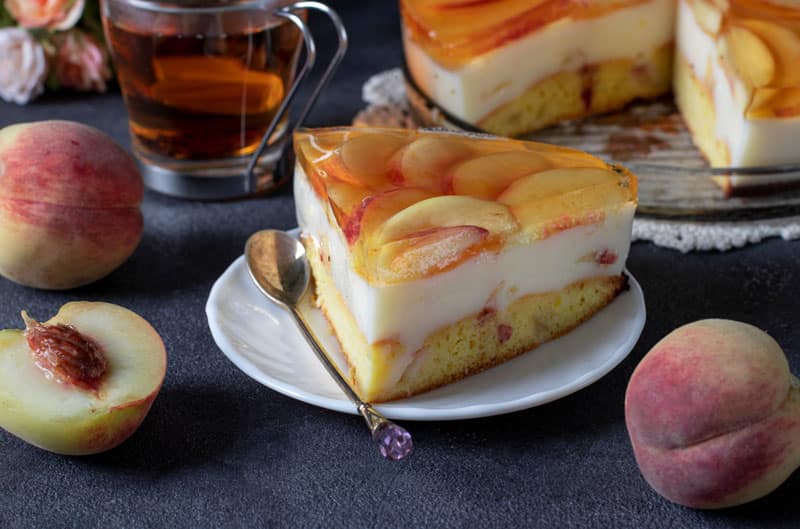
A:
[294,127,637,284]
[400,0,647,68]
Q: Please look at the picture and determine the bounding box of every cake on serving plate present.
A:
[293,127,637,402]
[400,0,676,137]
[675,0,800,188]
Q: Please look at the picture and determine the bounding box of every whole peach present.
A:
[0,121,143,289]
[625,319,800,509]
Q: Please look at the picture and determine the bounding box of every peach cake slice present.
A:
[401,0,675,137]
[293,127,638,403]
[675,0,800,189]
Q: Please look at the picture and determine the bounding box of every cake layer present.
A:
[673,55,728,167]
[294,127,637,352]
[296,162,635,354]
[480,45,672,137]
[391,276,626,402]
[293,127,636,402]
[306,231,627,402]
[403,0,675,127]
[676,0,800,167]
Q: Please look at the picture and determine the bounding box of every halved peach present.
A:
[377,195,519,244]
[0,302,166,455]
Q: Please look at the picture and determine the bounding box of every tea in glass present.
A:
[102,0,305,198]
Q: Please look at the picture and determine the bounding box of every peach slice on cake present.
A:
[738,18,800,87]
[449,151,554,199]
[344,187,437,245]
[719,24,776,88]
[326,181,373,227]
[377,195,519,244]
[536,148,609,171]
[394,135,475,190]
[329,130,413,189]
[0,302,166,455]
[499,167,635,238]
[499,168,618,201]
[376,225,490,282]
[748,87,800,119]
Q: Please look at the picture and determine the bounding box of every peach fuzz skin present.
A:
[0,121,143,290]
[625,319,800,509]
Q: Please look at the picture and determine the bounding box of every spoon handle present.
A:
[289,306,413,461]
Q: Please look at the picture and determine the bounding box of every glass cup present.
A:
[101,0,347,199]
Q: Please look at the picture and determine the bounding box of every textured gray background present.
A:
[1,2,799,528]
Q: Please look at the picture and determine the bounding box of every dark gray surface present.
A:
[1,2,800,528]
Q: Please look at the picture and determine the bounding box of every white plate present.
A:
[206,236,646,421]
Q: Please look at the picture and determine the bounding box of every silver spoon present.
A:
[245,229,414,461]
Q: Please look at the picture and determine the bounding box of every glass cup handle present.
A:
[245,1,349,191]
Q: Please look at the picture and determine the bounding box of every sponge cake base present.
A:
[304,234,626,403]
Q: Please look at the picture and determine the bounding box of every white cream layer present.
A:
[404,0,675,125]
[294,163,634,357]
[678,0,800,168]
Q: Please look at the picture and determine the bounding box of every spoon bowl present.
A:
[245,229,310,307]
[244,229,414,460]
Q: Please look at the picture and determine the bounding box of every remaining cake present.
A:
[401,0,676,137]
[675,0,800,187]
[293,127,637,402]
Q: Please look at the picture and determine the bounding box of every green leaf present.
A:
[46,70,61,92]
[0,5,14,27]
[80,0,107,45]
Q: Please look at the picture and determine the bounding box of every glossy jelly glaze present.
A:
[401,0,675,123]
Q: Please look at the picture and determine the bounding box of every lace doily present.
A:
[353,69,800,253]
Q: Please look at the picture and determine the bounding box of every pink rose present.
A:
[0,28,47,104]
[4,0,85,31]
[53,30,112,93]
